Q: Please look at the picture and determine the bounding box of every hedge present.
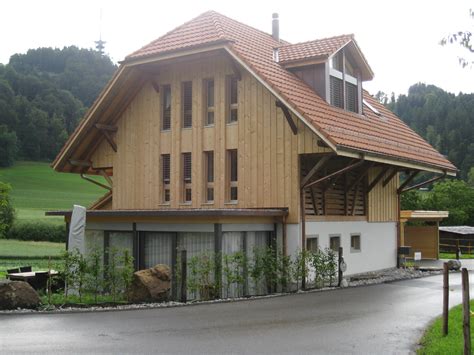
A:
[7,222,66,243]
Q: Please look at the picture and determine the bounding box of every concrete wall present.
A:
[286,221,397,275]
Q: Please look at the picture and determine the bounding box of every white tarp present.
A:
[68,205,86,253]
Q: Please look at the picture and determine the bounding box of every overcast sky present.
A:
[1,0,473,96]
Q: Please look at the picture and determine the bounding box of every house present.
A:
[47,11,456,287]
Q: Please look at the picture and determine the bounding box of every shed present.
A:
[400,211,449,259]
[439,226,474,255]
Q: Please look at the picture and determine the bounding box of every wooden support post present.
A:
[443,262,449,336]
[338,247,344,287]
[301,155,332,187]
[275,101,298,135]
[242,232,249,297]
[171,233,178,301]
[132,223,139,271]
[462,268,471,355]
[304,160,365,189]
[457,240,460,260]
[300,188,306,291]
[397,170,420,194]
[180,250,187,303]
[367,166,390,193]
[214,223,222,299]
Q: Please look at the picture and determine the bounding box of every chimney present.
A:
[272,13,279,42]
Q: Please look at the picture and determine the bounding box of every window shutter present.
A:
[183,153,192,182]
[182,81,192,128]
[330,76,344,109]
[345,82,358,113]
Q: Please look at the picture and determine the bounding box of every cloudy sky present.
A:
[1,0,472,96]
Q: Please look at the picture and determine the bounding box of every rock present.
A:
[447,259,462,271]
[340,278,349,288]
[0,281,41,310]
[128,264,171,303]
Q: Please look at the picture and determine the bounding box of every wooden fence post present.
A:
[462,268,471,355]
[180,250,187,303]
[443,262,449,336]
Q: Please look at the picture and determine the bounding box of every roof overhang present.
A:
[46,208,289,218]
[400,210,449,222]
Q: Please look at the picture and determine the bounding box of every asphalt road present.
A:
[0,272,470,354]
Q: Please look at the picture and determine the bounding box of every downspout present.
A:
[300,187,306,290]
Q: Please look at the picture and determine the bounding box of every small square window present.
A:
[306,236,318,253]
[329,236,340,252]
[351,234,361,252]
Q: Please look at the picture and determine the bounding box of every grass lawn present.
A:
[0,239,65,279]
[439,252,474,260]
[418,301,474,354]
[0,161,106,224]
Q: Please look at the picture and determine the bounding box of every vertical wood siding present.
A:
[367,167,399,222]
[91,54,331,223]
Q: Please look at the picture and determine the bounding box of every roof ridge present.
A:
[278,33,353,48]
[209,11,227,40]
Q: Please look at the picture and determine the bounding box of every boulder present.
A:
[0,280,41,310]
[447,259,462,271]
[128,264,171,303]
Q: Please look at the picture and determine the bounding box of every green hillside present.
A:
[0,161,106,224]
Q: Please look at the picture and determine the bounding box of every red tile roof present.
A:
[278,34,353,64]
[123,11,456,172]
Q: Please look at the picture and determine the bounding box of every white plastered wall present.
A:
[285,221,397,275]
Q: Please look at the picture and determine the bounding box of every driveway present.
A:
[0,271,471,354]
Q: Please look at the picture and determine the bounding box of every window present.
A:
[351,234,361,252]
[162,85,171,131]
[204,79,215,126]
[204,151,214,202]
[329,236,340,252]
[227,76,238,123]
[227,149,238,201]
[182,81,192,128]
[306,236,319,252]
[182,152,192,202]
[161,154,170,203]
[329,50,360,114]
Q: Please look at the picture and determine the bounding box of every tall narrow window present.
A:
[329,50,360,114]
[204,79,214,126]
[162,85,171,131]
[182,152,192,202]
[161,154,170,203]
[204,151,214,202]
[227,76,238,123]
[182,81,192,128]
[227,149,238,201]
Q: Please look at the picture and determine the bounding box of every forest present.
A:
[0,46,116,165]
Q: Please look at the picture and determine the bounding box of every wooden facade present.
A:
[90,53,334,224]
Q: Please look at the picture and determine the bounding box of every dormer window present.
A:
[329,50,361,114]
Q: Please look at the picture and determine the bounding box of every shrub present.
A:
[0,182,15,238]
[7,222,66,243]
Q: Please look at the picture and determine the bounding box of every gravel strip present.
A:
[0,267,447,314]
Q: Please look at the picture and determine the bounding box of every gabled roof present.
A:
[53,10,457,174]
[278,34,353,64]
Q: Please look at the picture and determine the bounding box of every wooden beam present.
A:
[231,61,242,81]
[69,159,91,168]
[401,172,446,193]
[150,78,160,93]
[310,187,318,216]
[351,183,360,216]
[367,166,390,193]
[275,101,298,135]
[80,173,112,190]
[397,171,420,194]
[304,159,365,189]
[96,168,113,188]
[95,123,118,132]
[345,162,374,192]
[102,130,118,153]
[301,155,332,187]
[382,168,399,187]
